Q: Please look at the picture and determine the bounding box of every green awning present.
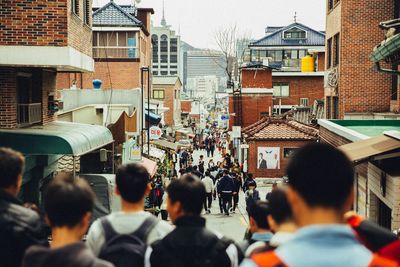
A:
[0,121,114,156]
[370,33,400,63]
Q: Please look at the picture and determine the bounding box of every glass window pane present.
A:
[299,50,306,58]
[292,50,298,59]
[275,51,282,61]
[118,32,127,47]
[93,33,98,46]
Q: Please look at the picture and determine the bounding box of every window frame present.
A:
[83,0,90,25]
[152,89,165,100]
[273,82,290,97]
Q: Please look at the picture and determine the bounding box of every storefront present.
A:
[319,119,400,230]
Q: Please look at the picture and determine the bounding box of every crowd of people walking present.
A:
[1,142,400,267]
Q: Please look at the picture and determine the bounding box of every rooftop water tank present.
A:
[301,55,315,72]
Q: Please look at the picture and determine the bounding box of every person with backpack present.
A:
[239,201,274,258]
[217,169,235,216]
[86,163,172,267]
[22,174,113,267]
[146,174,242,267]
[242,143,398,267]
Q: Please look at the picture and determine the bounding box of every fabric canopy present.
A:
[339,134,400,162]
[152,139,178,151]
[0,121,114,156]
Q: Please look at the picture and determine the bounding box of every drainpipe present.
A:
[375,62,400,75]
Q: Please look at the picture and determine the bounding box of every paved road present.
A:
[186,149,272,242]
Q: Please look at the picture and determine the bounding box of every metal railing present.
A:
[93,47,138,59]
[17,103,42,125]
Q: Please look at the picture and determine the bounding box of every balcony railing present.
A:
[17,103,42,125]
[93,47,138,59]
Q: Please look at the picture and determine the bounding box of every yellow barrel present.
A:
[301,55,315,72]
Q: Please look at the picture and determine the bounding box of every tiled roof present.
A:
[243,117,318,141]
[93,1,142,27]
[251,22,325,47]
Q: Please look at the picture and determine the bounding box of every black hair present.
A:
[0,148,24,188]
[167,174,205,215]
[44,174,94,228]
[205,171,210,177]
[286,143,354,209]
[269,188,293,224]
[223,169,229,175]
[116,163,150,203]
[193,165,198,170]
[248,201,270,229]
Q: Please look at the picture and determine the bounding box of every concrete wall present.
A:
[59,88,141,112]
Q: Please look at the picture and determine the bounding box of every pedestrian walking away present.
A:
[217,169,235,216]
[202,171,214,213]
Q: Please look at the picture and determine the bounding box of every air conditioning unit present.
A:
[300,98,309,107]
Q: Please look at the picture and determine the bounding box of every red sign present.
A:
[149,126,162,140]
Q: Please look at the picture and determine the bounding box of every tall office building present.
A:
[151,5,180,77]
[186,50,227,93]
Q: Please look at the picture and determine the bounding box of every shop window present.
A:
[283,148,299,158]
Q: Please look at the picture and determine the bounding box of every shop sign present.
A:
[122,138,141,163]
[149,126,162,140]
[232,126,241,138]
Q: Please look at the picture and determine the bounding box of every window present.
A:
[273,83,290,97]
[152,35,158,63]
[153,89,165,99]
[283,27,306,39]
[160,54,168,63]
[328,0,334,10]
[161,71,168,75]
[72,0,79,14]
[160,34,168,53]
[327,38,332,68]
[160,65,168,68]
[153,71,158,75]
[93,32,138,58]
[333,33,340,66]
[170,38,178,52]
[392,64,398,100]
[170,71,178,75]
[300,98,309,107]
[284,148,299,158]
[83,0,90,25]
[170,65,177,69]
[170,54,177,63]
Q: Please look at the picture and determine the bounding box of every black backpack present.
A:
[99,216,157,267]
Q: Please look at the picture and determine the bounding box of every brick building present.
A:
[324,0,396,119]
[152,76,182,129]
[229,65,274,128]
[242,117,318,178]
[0,0,113,204]
[57,2,154,90]
[249,22,325,114]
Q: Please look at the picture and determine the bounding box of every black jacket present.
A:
[149,216,240,267]
[217,175,235,193]
[22,242,113,267]
[0,190,48,267]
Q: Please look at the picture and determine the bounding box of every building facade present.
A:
[324,0,395,119]
[249,23,325,114]
[0,0,114,204]
[57,2,154,90]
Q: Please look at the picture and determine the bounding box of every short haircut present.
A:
[223,169,229,175]
[116,163,150,203]
[193,165,198,170]
[248,201,270,229]
[44,174,94,227]
[167,174,205,215]
[286,143,354,209]
[269,188,293,224]
[0,148,25,188]
[205,171,210,177]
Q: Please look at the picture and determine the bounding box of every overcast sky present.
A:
[94,0,326,49]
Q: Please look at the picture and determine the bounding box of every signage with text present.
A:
[149,126,162,140]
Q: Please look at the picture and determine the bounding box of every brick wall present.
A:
[248,140,315,178]
[241,69,272,88]
[319,126,351,146]
[325,0,393,118]
[0,68,17,128]
[153,84,175,126]
[67,0,92,56]
[181,100,191,113]
[229,94,273,128]
[0,0,68,46]
[317,52,325,71]
[272,76,324,106]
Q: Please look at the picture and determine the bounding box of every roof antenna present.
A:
[294,12,297,23]
[161,0,167,26]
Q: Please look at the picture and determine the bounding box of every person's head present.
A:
[44,174,94,236]
[272,182,278,191]
[193,165,198,171]
[267,188,295,232]
[248,201,271,233]
[259,153,263,159]
[209,159,214,163]
[286,143,354,226]
[166,174,206,223]
[200,155,204,159]
[223,169,229,176]
[248,180,257,190]
[115,163,151,204]
[0,148,25,196]
[205,171,211,177]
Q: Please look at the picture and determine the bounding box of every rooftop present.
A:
[243,117,319,141]
[93,1,142,27]
[251,22,325,47]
